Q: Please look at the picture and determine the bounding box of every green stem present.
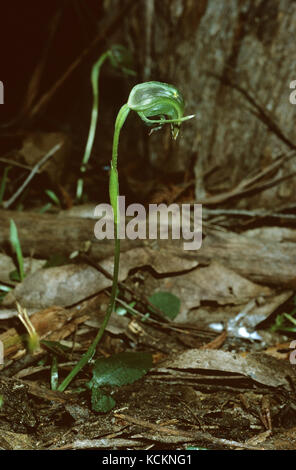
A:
[0,166,10,204]
[57,235,120,392]
[58,103,130,392]
[111,104,131,170]
[76,51,110,201]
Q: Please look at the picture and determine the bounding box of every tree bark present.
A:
[124,0,296,208]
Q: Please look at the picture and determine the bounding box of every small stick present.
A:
[114,413,264,449]
[2,143,62,209]
[0,156,39,172]
[204,208,296,220]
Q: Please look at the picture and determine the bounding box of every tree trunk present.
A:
[123,0,296,207]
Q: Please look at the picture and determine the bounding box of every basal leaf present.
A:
[89,352,152,412]
[148,291,180,320]
[91,352,153,388]
[91,385,116,413]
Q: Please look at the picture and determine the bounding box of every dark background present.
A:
[1,0,296,208]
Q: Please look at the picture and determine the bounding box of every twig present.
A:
[204,208,296,220]
[0,375,76,404]
[2,143,62,209]
[0,156,40,172]
[195,151,296,205]
[52,438,142,450]
[206,71,296,149]
[114,412,194,436]
[114,413,264,449]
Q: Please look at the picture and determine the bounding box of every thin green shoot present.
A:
[45,189,61,207]
[270,296,296,333]
[39,202,53,214]
[0,166,11,204]
[0,284,12,304]
[0,284,12,292]
[9,219,25,282]
[76,45,135,202]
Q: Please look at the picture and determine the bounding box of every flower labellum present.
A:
[127,81,194,139]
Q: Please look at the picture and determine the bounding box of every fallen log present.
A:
[0,210,295,287]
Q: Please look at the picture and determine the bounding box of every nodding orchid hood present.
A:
[127,81,189,139]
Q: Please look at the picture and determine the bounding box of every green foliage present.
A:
[0,166,10,204]
[45,189,61,207]
[88,352,153,412]
[148,291,180,320]
[76,45,135,202]
[0,284,12,304]
[270,296,296,333]
[39,202,52,214]
[9,219,25,281]
[91,386,115,412]
[27,332,40,354]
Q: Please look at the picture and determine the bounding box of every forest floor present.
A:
[0,186,296,450]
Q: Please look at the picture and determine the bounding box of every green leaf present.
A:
[148,291,180,320]
[91,352,153,388]
[45,189,61,207]
[89,352,152,413]
[39,202,52,214]
[9,219,25,282]
[0,166,10,204]
[91,385,116,413]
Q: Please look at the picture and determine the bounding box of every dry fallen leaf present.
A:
[0,253,46,284]
[2,248,198,309]
[157,349,296,389]
[142,261,272,316]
